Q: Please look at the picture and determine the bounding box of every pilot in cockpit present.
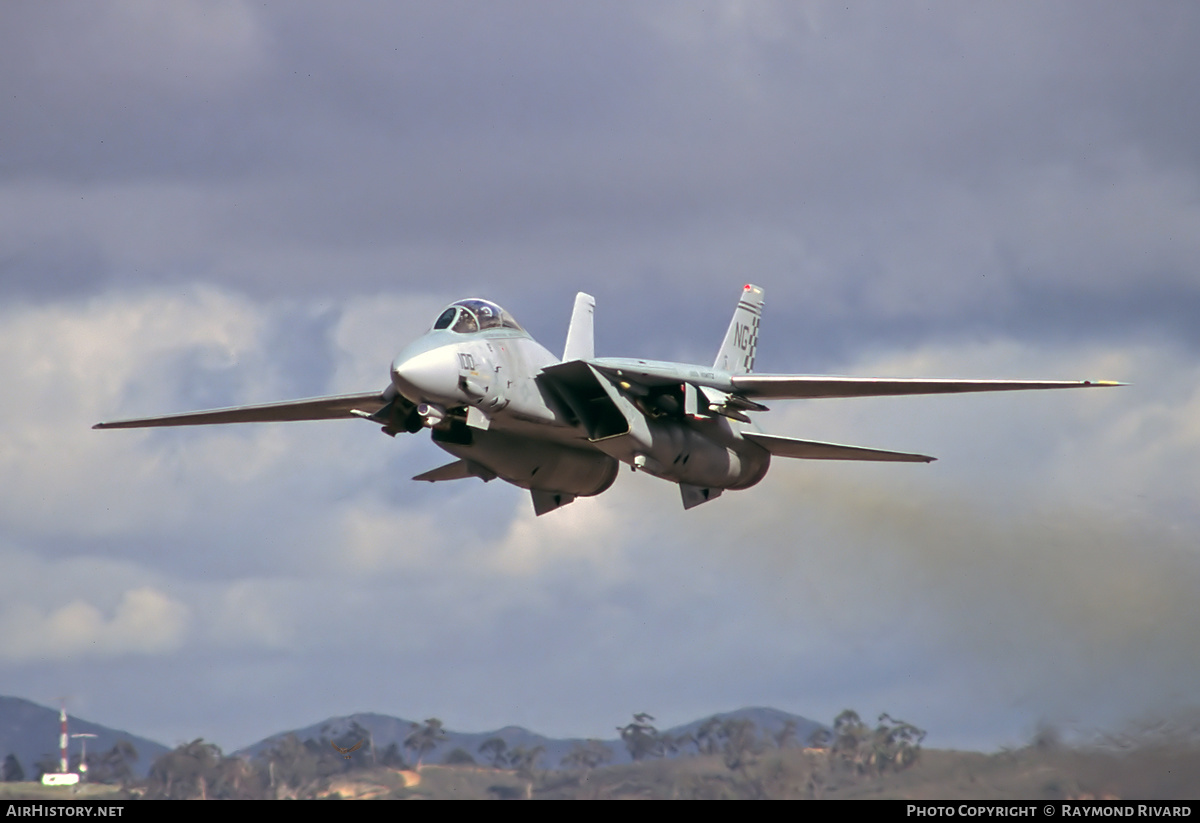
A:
[430,300,524,334]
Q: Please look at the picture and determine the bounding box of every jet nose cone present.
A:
[391,347,462,405]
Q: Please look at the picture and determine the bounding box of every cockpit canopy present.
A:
[431,298,524,334]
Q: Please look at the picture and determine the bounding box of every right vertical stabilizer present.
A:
[713,284,764,374]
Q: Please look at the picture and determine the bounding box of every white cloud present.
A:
[0,587,188,662]
[202,578,305,651]
[0,544,190,661]
[488,492,633,580]
[331,500,453,577]
[0,287,278,533]
[329,292,451,392]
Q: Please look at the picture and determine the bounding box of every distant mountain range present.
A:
[0,695,826,777]
[235,706,828,768]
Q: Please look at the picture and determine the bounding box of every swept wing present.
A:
[731,375,1123,400]
[93,390,397,429]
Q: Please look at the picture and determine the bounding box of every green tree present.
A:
[868,713,926,774]
[479,737,509,769]
[826,709,925,777]
[146,739,225,799]
[379,742,407,769]
[2,754,24,782]
[561,739,613,772]
[404,718,447,770]
[442,747,476,766]
[507,744,545,800]
[85,741,138,786]
[718,718,761,773]
[506,744,544,779]
[258,734,322,798]
[774,719,798,749]
[831,709,870,772]
[694,717,723,755]
[212,755,261,799]
[617,713,663,761]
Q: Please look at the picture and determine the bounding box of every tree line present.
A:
[1,708,926,799]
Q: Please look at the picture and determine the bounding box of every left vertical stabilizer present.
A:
[714,284,764,373]
[563,292,596,362]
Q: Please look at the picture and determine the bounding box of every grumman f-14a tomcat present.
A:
[95,285,1121,515]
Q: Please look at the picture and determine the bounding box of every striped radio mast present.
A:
[59,704,69,774]
[58,705,69,777]
[39,700,80,786]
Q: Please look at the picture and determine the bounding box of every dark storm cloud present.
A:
[4,1,1198,355]
[0,2,656,184]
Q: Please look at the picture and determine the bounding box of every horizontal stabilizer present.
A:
[413,459,497,483]
[743,431,935,463]
[94,390,393,428]
[731,375,1124,400]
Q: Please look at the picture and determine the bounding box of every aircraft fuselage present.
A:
[389,325,771,503]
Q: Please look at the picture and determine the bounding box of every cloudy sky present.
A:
[3,1,1199,755]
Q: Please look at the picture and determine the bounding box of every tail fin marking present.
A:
[713,284,764,374]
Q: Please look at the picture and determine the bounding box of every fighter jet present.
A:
[95,285,1121,515]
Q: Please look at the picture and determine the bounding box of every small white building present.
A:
[40,773,80,786]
